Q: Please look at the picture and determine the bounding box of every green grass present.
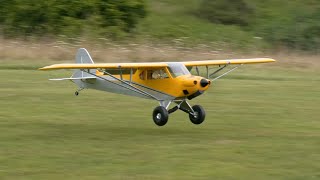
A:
[0,63,320,179]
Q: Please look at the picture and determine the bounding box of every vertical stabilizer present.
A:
[76,48,94,64]
[71,48,96,79]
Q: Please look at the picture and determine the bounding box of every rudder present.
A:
[76,48,94,64]
[72,48,96,79]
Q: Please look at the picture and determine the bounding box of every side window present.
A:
[147,70,153,80]
[159,69,169,79]
[139,71,145,80]
[147,68,169,80]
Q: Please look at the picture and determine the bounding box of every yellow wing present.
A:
[39,62,168,70]
[182,58,275,67]
[39,58,275,70]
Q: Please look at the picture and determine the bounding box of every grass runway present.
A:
[0,63,319,179]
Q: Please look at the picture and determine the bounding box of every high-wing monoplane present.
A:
[40,48,275,126]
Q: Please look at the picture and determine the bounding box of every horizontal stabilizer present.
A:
[49,77,96,81]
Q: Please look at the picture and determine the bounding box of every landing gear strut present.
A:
[152,100,206,126]
[75,88,84,96]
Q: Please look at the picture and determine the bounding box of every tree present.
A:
[0,0,147,38]
[197,0,254,26]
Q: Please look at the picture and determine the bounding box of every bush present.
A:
[0,0,146,38]
[197,0,254,26]
[255,8,320,50]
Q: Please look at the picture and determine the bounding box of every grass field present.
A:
[0,60,320,179]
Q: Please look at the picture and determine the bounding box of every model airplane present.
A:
[40,48,275,126]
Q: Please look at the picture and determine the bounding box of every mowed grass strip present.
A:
[0,65,319,179]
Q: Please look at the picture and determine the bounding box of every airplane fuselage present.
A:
[72,63,211,101]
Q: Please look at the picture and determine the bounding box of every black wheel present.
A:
[153,106,169,126]
[189,105,206,125]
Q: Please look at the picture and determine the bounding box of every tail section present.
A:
[71,48,96,79]
[76,48,94,64]
[49,48,97,81]
[49,48,97,95]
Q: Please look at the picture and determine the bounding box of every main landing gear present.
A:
[153,106,169,126]
[152,100,206,126]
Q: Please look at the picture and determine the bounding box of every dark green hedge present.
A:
[0,0,146,38]
[198,0,254,26]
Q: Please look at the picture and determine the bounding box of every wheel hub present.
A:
[156,113,162,120]
[193,112,199,119]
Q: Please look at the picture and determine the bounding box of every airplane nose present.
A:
[200,78,210,87]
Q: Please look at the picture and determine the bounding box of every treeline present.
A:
[197,0,320,50]
[0,0,146,38]
[0,0,319,51]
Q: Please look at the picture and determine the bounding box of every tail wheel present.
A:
[189,105,206,125]
[153,106,169,126]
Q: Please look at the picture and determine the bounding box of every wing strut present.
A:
[209,64,227,78]
[195,66,200,76]
[211,64,243,81]
[206,66,209,78]
[198,63,243,81]
[129,68,133,84]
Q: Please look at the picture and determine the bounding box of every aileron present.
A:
[183,58,275,67]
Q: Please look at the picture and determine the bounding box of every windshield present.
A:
[167,63,191,77]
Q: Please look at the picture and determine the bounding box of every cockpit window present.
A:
[168,63,191,78]
[147,68,169,80]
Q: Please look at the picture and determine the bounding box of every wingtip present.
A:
[262,58,276,63]
[38,67,47,70]
[38,65,53,70]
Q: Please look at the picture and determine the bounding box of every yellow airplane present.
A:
[40,48,275,126]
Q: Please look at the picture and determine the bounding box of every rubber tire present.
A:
[153,106,169,126]
[189,105,206,125]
